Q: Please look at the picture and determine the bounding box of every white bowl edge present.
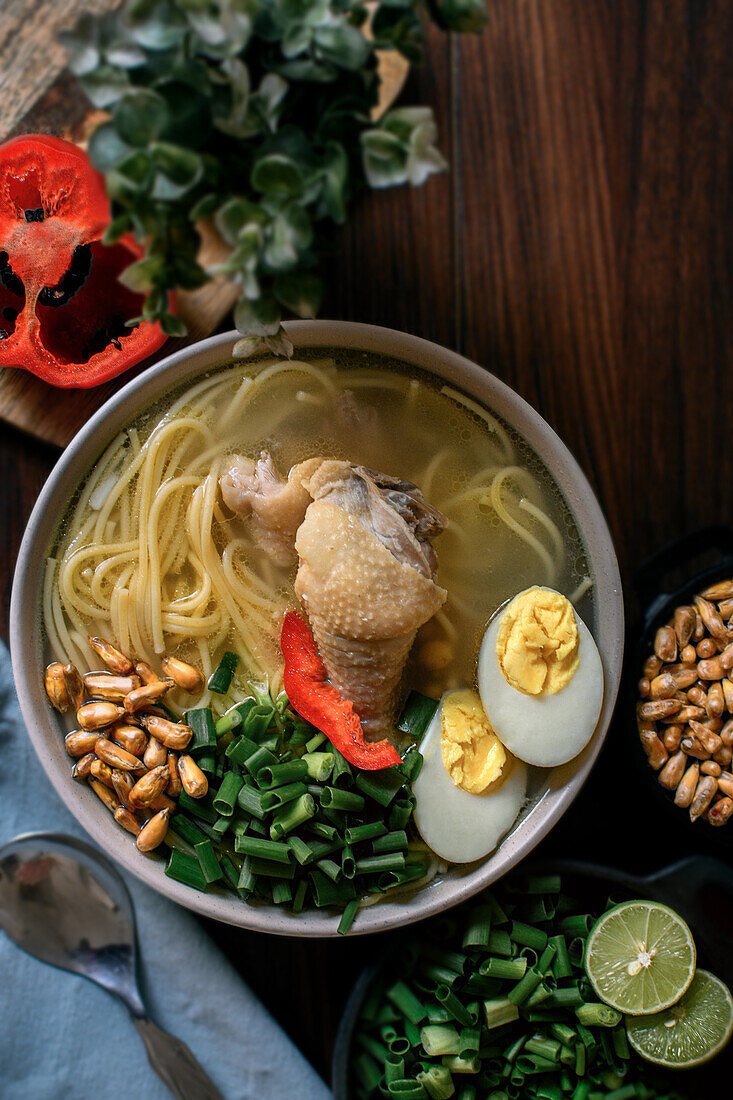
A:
[9,321,624,937]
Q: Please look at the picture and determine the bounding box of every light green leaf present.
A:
[264,328,294,358]
[234,294,282,336]
[275,271,322,318]
[150,143,204,189]
[87,123,133,172]
[282,22,312,58]
[107,44,147,68]
[214,198,267,246]
[113,89,170,146]
[159,312,188,337]
[232,335,264,358]
[118,255,165,292]
[79,63,130,108]
[251,154,303,197]
[318,140,349,222]
[314,21,371,70]
[108,149,153,193]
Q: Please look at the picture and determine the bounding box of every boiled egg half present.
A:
[413,689,527,863]
[478,586,604,767]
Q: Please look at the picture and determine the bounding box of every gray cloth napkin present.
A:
[0,640,332,1100]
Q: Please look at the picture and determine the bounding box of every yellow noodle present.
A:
[490,469,556,583]
[518,498,565,572]
[569,575,594,604]
[47,355,584,716]
[441,385,515,463]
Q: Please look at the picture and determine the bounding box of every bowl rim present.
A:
[10,320,624,937]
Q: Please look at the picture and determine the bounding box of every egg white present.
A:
[413,693,528,864]
[477,590,604,767]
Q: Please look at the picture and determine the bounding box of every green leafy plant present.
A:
[63,0,485,356]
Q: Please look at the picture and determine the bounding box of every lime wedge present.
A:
[626,969,733,1067]
[584,900,696,1015]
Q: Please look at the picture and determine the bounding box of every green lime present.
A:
[626,969,733,1067]
[584,900,696,1015]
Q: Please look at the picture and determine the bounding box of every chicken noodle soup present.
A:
[45,350,592,720]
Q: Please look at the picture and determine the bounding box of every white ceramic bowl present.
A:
[10,322,624,936]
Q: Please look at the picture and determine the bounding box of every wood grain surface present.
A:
[1,0,732,1088]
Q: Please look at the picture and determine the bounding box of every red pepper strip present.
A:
[0,134,168,388]
[281,611,401,771]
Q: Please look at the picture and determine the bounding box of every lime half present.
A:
[626,969,733,1067]
[584,900,696,1015]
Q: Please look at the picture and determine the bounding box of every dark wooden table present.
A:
[2,0,732,1089]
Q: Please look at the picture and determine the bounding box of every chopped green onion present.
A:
[396,691,439,739]
[441,1054,479,1074]
[194,840,223,884]
[258,759,309,789]
[288,834,314,865]
[506,968,542,1006]
[165,849,207,891]
[356,852,406,875]
[234,835,292,863]
[270,793,315,839]
[338,898,360,935]
[243,704,275,740]
[331,750,353,788]
[388,797,415,831]
[226,734,258,767]
[420,1025,460,1057]
[301,751,335,781]
[355,768,404,806]
[207,651,238,694]
[236,784,267,820]
[170,813,207,848]
[291,879,308,913]
[305,730,326,753]
[244,743,278,778]
[320,786,365,811]
[184,708,218,756]
[547,987,584,1008]
[341,845,356,879]
[249,857,295,879]
[260,781,308,811]
[435,985,476,1027]
[462,906,493,950]
[345,821,388,844]
[574,1003,622,1028]
[483,998,519,1029]
[372,830,408,854]
[480,957,527,981]
[399,746,424,782]
[212,771,243,816]
[416,1064,454,1099]
[270,879,291,905]
[510,921,548,950]
[176,790,217,823]
[387,982,427,1025]
[214,708,243,737]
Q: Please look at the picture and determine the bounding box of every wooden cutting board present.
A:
[0,1,408,448]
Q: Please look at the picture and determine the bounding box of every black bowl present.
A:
[626,525,733,849]
[331,856,733,1098]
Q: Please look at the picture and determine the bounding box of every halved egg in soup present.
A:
[413,689,528,863]
[478,586,603,767]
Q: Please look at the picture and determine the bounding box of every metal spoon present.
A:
[0,831,225,1100]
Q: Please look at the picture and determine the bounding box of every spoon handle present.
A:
[134,1017,226,1100]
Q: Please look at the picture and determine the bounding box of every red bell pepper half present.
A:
[0,134,167,388]
[281,611,401,771]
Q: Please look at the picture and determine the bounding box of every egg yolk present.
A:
[440,689,509,795]
[496,586,580,696]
